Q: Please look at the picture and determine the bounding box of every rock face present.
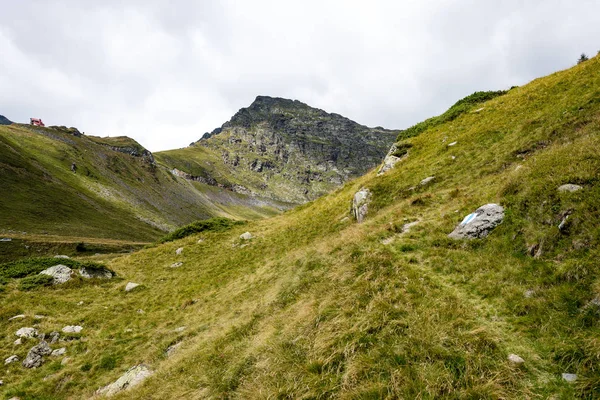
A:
[22,341,52,368]
[79,267,113,279]
[169,96,399,203]
[96,364,153,396]
[558,184,582,192]
[352,189,372,223]
[39,264,74,284]
[448,204,505,239]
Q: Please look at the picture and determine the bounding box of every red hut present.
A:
[30,118,45,127]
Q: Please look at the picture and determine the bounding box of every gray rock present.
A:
[170,262,183,268]
[8,314,26,321]
[125,282,140,292]
[377,144,405,175]
[5,355,19,365]
[173,326,186,333]
[39,264,74,284]
[558,215,569,231]
[558,184,582,193]
[79,267,113,279]
[48,331,60,344]
[62,325,83,334]
[352,188,372,223]
[22,341,52,368]
[96,364,153,396]
[166,342,182,357]
[51,347,66,356]
[448,141,457,147]
[14,338,22,345]
[15,327,38,338]
[419,176,435,186]
[508,354,525,365]
[524,290,535,299]
[562,373,577,382]
[402,221,420,233]
[54,255,70,259]
[0,238,12,242]
[240,232,253,240]
[448,204,505,239]
[175,247,184,255]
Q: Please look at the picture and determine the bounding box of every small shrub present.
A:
[19,274,54,291]
[158,217,246,243]
[578,53,589,64]
[99,354,118,370]
[80,362,92,372]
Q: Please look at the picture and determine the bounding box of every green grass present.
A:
[157,217,246,244]
[1,56,600,398]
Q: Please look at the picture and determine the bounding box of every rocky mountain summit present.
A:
[159,96,400,203]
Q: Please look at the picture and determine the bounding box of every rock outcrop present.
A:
[352,189,372,223]
[448,204,504,239]
[22,341,52,368]
[39,264,74,284]
[96,364,153,396]
[79,267,113,279]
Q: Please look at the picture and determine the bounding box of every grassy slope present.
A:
[0,125,284,247]
[2,57,600,398]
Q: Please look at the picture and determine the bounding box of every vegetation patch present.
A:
[158,217,246,243]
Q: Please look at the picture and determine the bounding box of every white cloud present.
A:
[1,0,599,151]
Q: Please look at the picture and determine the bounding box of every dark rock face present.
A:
[193,96,399,203]
[0,115,12,125]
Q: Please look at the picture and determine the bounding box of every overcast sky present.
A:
[1,1,598,151]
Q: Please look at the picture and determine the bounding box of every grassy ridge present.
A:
[1,57,600,398]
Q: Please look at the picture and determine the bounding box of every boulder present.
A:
[377,144,404,175]
[558,184,582,193]
[39,264,74,284]
[62,325,83,334]
[15,327,38,338]
[79,267,113,279]
[96,364,153,396]
[507,354,525,365]
[175,247,184,255]
[448,204,504,239]
[22,341,52,368]
[352,188,372,223]
[240,232,253,240]
[125,282,140,292]
[5,355,19,365]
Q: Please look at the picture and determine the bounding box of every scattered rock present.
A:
[39,264,74,284]
[197,239,204,244]
[419,176,435,186]
[0,238,12,242]
[473,107,485,113]
[524,290,535,298]
[9,314,26,321]
[33,314,46,319]
[79,267,113,279]
[51,348,66,356]
[448,204,504,239]
[558,215,569,231]
[558,184,582,193]
[562,373,577,382]
[62,325,83,334]
[381,237,395,245]
[402,221,420,233]
[5,355,19,365]
[14,338,22,345]
[96,364,153,396]
[240,232,253,240]
[508,354,525,365]
[377,143,405,175]
[166,342,182,357]
[54,255,70,259]
[15,327,38,338]
[170,262,183,268]
[78,301,84,306]
[61,357,71,365]
[447,141,457,147]
[22,341,52,368]
[352,188,372,223]
[137,309,145,314]
[0,379,3,385]
[175,247,184,255]
[174,326,186,333]
[125,282,140,292]
[48,331,60,344]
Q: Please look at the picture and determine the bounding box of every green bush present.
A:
[397,90,508,141]
[391,142,413,158]
[158,217,246,243]
[577,53,589,64]
[19,274,54,291]
[0,257,110,280]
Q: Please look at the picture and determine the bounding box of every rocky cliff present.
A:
[158,96,399,203]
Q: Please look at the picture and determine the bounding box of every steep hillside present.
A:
[0,124,286,246]
[0,114,12,125]
[2,57,600,399]
[156,96,399,203]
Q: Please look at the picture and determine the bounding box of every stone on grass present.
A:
[79,267,113,279]
[15,327,38,338]
[5,355,19,365]
[240,232,253,240]
[524,290,535,299]
[51,348,66,356]
[39,264,74,284]
[62,325,83,334]
[562,373,577,382]
[54,255,70,259]
[508,354,525,365]
[125,282,140,292]
[174,326,186,333]
[170,262,183,268]
[14,338,22,345]
[166,342,182,357]
[558,184,582,193]
[9,314,26,321]
[96,364,153,396]
[48,331,60,344]
[175,247,184,255]
[22,341,52,368]
[448,141,457,147]
[448,204,504,240]
[352,188,372,223]
[402,221,420,233]
[419,176,435,186]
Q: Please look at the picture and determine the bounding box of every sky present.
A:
[1,1,599,152]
